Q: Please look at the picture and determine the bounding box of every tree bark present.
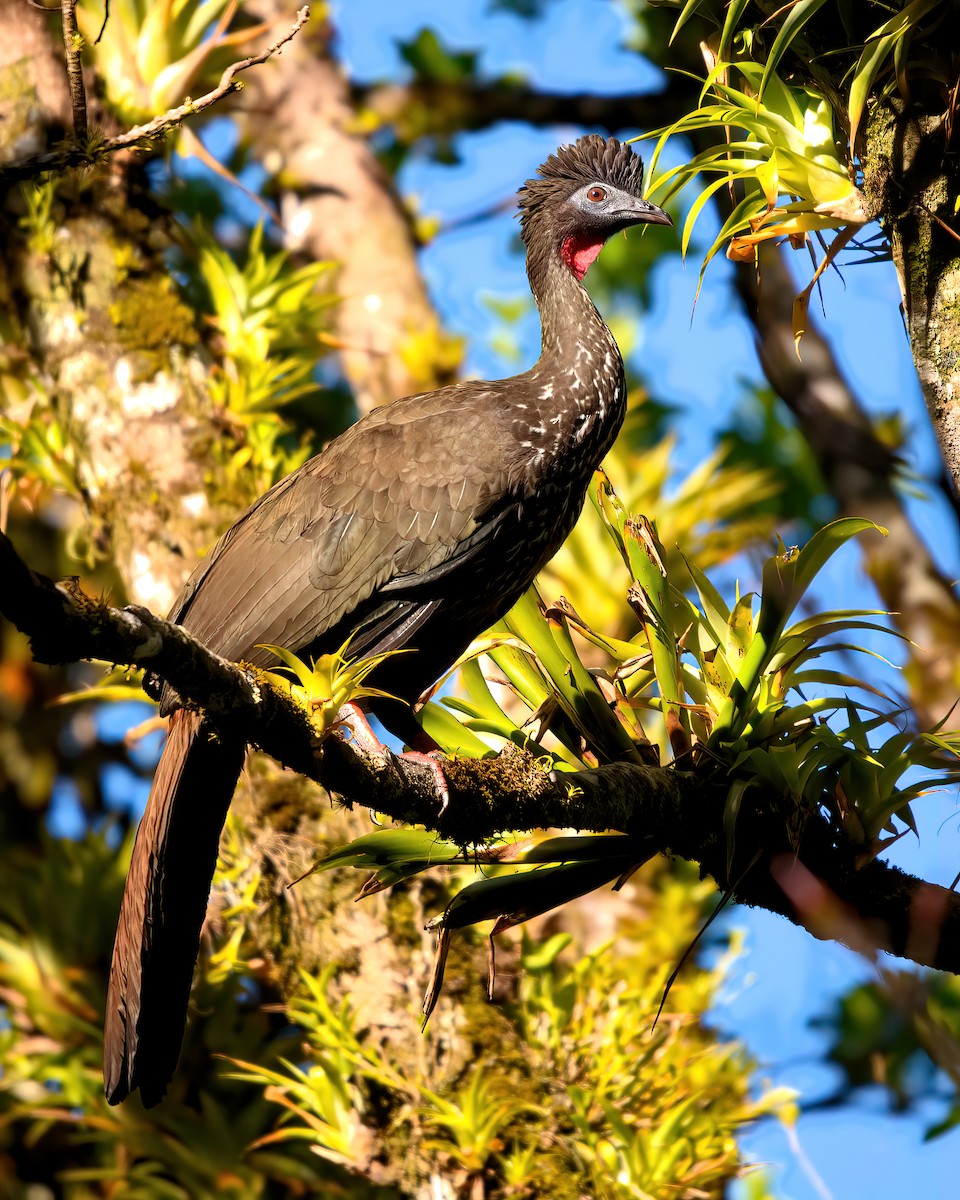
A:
[0,0,71,153]
[865,101,960,500]
[0,5,234,613]
[240,2,460,414]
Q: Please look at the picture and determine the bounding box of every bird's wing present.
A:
[168,387,512,667]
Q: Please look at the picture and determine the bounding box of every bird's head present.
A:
[518,134,671,281]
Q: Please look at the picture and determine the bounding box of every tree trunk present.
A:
[740,244,960,727]
[240,2,460,414]
[865,101,960,501]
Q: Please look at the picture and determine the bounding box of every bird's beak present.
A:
[622,197,672,227]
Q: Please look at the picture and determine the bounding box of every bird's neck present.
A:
[527,241,620,378]
[507,238,627,487]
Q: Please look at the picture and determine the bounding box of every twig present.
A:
[94,0,109,45]
[60,0,87,138]
[106,6,310,152]
[0,6,311,182]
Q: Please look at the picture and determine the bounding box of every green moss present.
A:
[109,274,198,354]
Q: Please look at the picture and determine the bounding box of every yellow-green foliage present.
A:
[544,407,783,643]
[0,406,82,503]
[0,835,117,1107]
[660,0,951,154]
[20,180,60,256]
[261,638,408,741]
[200,224,335,418]
[0,812,780,1197]
[75,0,261,125]
[226,865,789,1200]
[644,60,866,270]
[642,0,953,339]
[397,318,467,393]
[510,922,792,1200]
[411,498,960,939]
[0,828,345,1195]
[109,273,200,354]
[198,223,338,498]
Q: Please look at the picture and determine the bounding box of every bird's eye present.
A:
[587,186,606,202]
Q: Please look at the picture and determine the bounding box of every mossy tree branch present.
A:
[3,528,960,976]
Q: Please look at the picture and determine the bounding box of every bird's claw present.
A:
[335,703,449,811]
[398,749,450,813]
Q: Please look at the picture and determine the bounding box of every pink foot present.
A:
[337,703,449,811]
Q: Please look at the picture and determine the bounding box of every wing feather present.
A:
[169,382,514,670]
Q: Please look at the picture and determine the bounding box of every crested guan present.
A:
[104,134,671,1106]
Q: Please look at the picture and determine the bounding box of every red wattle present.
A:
[562,234,604,280]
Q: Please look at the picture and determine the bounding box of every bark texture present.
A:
[0,4,232,613]
[865,101,960,498]
[0,0,71,154]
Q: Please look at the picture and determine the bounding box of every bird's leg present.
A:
[336,703,450,811]
[335,701,391,758]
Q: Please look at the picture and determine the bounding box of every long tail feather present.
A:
[104,709,245,1106]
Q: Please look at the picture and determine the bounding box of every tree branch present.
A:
[59,0,86,138]
[0,5,311,182]
[2,528,959,976]
[350,79,689,144]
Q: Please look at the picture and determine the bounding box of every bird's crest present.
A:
[518,135,645,241]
